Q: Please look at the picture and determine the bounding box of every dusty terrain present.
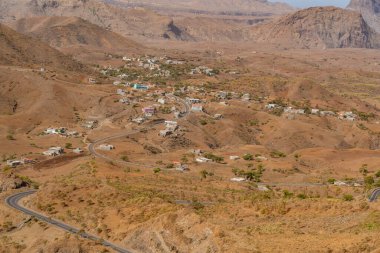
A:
[0,0,380,252]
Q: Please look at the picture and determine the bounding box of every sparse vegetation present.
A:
[6,134,15,141]
[242,153,254,161]
[270,150,286,158]
[121,155,129,162]
[204,153,224,163]
[200,170,214,179]
[343,194,354,201]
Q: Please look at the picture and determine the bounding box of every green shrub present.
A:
[199,119,208,126]
[6,134,15,141]
[121,155,129,162]
[242,153,254,161]
[327,178,336,184]
[297,193,307,199]
[200,170,214,179]
[343,194,354,201]
[283,190,294,198]
[270,150,286,158]
[204,153,224,163]
[364,176,375,186]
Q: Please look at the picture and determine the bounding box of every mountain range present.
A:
[0,0,379,49]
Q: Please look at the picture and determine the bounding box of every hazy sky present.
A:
[271,0,351,8]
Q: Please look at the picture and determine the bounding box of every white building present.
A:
[191,104,203,112]
[43,147,64,156]
[265,104,280,109]
[241,93,251,102]
[230,177,246,182]
[73,148,84,154]
[98,144,115,151]
[196,157,212,163]
[117,89,126,96]
[6,160,23,167]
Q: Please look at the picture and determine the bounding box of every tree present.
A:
[375,171,380,178]
[359,164,369,176]
[121,155,129,162]
[200,170,213,179]
[65,143,73,149]
[200,170,208,179]
[153,168,161,174]
[364,176,375,186]
[243,153,254,161]
[343,194,354,201]
[6,134,15,141]
[283,190,294,198]
[327,178,336,184]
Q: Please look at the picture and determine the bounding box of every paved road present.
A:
[5,191,132,253]
[369,188,380,202]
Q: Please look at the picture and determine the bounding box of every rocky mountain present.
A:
[253,7,379,49]
[106,0,294,16]
[10,16,142,52]
[0,0,289,43]
[0,0,194,41]
[0,23,84,69]
[347,0,380,32]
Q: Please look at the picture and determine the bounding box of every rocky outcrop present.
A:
[347,0,380,32]
[253,7,379,49]
[0,172,29,192]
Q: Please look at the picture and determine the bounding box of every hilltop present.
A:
[107,0,294,15]
[253,7,379,49]
[10,16,142,53]
[0,23,84,70]
[0,0,194,41]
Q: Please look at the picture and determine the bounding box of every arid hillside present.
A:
[10,16,142,53]
[253,7,379,49]
[0,23,84,70]
[107,0,294,15]
[0,0,194,41]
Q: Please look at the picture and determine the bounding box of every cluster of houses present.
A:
[190,66,215,76]
[333,180,362,187]
[42,146,83,156]
[118,55,185,78]
[265,103,359,122]
[44,128,80,137]
[213,90,254,103]
[115,84,152,105]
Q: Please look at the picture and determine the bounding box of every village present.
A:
[3,55,380,191]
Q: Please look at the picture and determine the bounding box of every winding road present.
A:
[6,94,380,252]
[4,95,191,253]
[5,190,132,253]
[369,188,380,202]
